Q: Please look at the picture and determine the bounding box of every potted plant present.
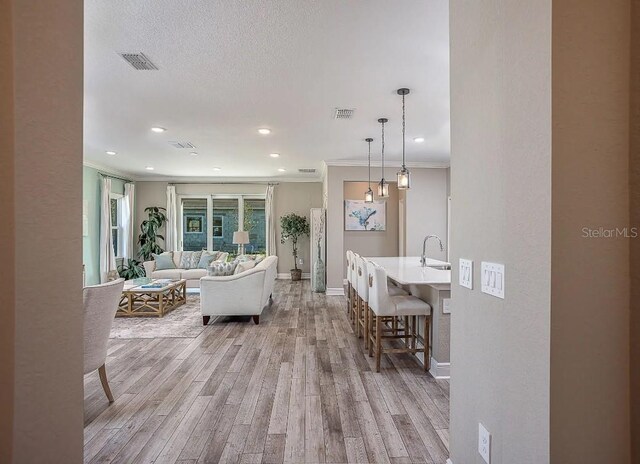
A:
[117,258,145,280]
[137,206,167,261]
[280,213,310,281]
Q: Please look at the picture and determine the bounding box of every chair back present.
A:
[355,255,370,302]
[346,250,353,284]
[83,279,124,374]
[368,263,395,316]
[349,252,360,286]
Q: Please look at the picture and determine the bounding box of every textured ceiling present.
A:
[84,0,450,180]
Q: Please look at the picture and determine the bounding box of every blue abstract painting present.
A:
[344,200,386,231]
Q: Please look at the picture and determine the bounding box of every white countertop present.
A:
[367,256,452,286]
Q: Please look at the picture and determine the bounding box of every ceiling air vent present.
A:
[334,108,355,119]
[298,168,316,174]
[119,52,158,70]
[168,141,197,149]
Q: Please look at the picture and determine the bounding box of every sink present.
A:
[426,264,451,271]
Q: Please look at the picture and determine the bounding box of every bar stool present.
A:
[345,250,353,319]
[367,263,432,373]
[350,252,361,328]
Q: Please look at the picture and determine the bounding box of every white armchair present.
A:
[200,256,278,325]
[83,278,125,403]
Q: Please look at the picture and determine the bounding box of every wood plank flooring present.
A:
[84,280,449,463]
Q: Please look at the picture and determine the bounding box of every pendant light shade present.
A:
[377,118,390,198]
[364,137,374,203]
[396,88,411,190]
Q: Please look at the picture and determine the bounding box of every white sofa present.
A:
[200,255,278,325]
[143,251,229,288]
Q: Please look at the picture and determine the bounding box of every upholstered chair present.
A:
[83,278,125,403]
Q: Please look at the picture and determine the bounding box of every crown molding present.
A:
[83,161,136,180]
[133,175,322,183]
[324,159,450,169]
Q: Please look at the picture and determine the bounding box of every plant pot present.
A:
[290,269,302,281]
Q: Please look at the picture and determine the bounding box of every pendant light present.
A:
[364,138,374,203]
[397,88,411,189]
[377,118,390,198]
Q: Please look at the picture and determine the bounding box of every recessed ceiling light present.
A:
[106,151,117,155]
[270,153,280,158]
[258,128,271,135]
[212,167,222,171]
[190,152,198,156]
[151,126,166,133]
[145,166,154,171]
[413,137,425,143]
[278,168,286,172]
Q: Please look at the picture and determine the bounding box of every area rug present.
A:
[109,295,205,339]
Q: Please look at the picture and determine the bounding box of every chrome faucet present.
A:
[421,235,444,267]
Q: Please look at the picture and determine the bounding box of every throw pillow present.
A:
[153,252,176,270]
[179,251,202,269]
[207,259,239,276]
[234,259,256,275]
[197,250,220,269]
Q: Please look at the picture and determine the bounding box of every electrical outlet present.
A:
[442,298,451,314]
[478,423,491,463]
[459,258,473,289]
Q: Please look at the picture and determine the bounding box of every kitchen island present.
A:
[367,256,452,378]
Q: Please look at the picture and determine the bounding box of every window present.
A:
[212,215,224,238]
[179,194,268,255]
[110,195,123,258]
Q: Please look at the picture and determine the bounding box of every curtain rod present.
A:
[167,181,279,186]
[98,171,133,183]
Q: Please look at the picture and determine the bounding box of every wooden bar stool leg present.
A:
[424,315,431,372]
[411,316,417,351]
[363,302,369,350]
[355,297,361,338]
[375,315,382,372]
[404,316,409,348]
[368,309,374,357]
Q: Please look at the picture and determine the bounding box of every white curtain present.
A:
[120,183,135,259]
[166,185,178,251]
[99,177,116,282]
[265,184,277,256]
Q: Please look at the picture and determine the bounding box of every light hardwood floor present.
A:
[84,280,450,463]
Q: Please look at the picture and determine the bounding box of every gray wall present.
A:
[273,182,323,274]
[450,0,632,462]
[343,181,399,260]
[449,0,552,462]
[3,0,84,461]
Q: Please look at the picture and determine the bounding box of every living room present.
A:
[3,1,637,464]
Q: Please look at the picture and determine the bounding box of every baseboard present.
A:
[430,357,451,379]
[277,273,310,280]
[326,287,345,296]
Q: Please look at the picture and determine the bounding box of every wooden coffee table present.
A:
[117,279,187,317]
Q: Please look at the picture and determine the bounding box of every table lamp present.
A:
[232,231,250,255]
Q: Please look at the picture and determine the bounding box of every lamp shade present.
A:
[232,231,250,245]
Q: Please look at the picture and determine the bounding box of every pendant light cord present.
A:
[402,94,406,169]
[381,120,385,179]
[368,140,372,188]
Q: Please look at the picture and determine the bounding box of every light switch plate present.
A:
[459,259,473,289]
[442,298,451,314]
[481,262,505,299]
[478,422,491,463]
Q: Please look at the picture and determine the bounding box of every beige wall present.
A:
[2,0,85,461]
[274,182,323,274]
[326,165,448,291]
[631,1,640,459]
[450,0,632,462]
[0,0,15,459]
[343,181,399,260]
[449,1,552,462]
[550,1,631,462]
